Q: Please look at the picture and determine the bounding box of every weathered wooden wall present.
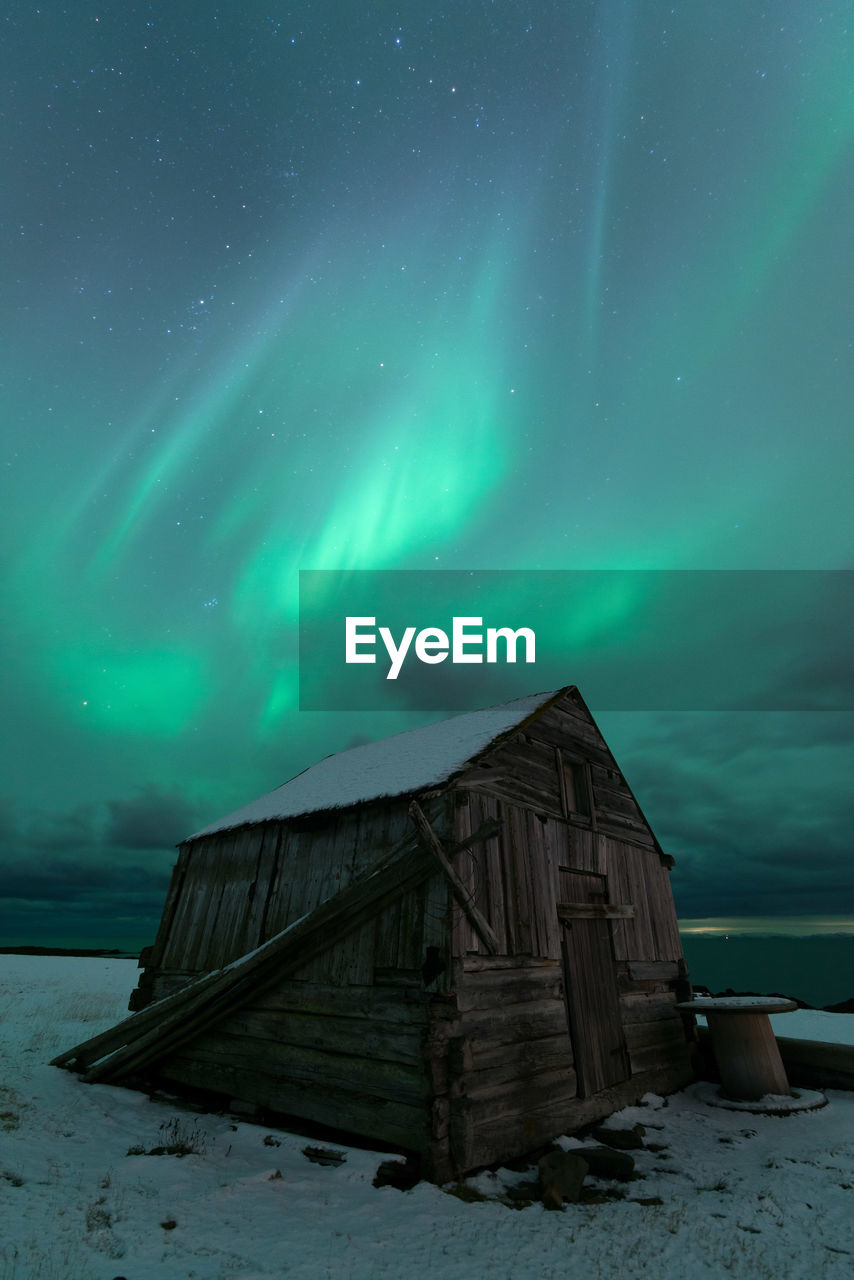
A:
[448,806,682,965]
[420,953,692,1177]
[133,795,454,1007]
[426,956,575,1175]
[454,688,658,850]
[156,973,435,1155]
[426,686,691,1173]
[448,687,683,962]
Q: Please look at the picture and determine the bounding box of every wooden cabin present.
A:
[55,687,694,1180]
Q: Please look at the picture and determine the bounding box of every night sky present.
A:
[2,2,852,951]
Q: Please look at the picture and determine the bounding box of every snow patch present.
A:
[3,953,854,1280]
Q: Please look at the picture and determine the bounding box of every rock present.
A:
[591,1122,646,1150]
[575,1144,636,1181]
[373,1157,420,1190]
[503,1179,541,1203]
[538,1150,589,1208]
[302,1145,346,1166]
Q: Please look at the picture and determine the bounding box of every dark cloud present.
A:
[1,858,168,904]
[0,786,195,944]
[22,803,99,853]
[612,711,854,919]
[104,785,197,850]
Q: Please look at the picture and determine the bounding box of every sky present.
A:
[2,1,852,950]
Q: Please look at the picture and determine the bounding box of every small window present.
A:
[557,752,591,818]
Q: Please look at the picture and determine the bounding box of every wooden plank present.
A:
[462,1065,578,1113]
[178,1032,431,1106]
[590,763,630,792]
[523,808,554,957]
[346,919,377,985]
[234,828,274,954]
[558,824,596,874]
[164,835,224,970]
[256,826,285,946]
[458,997,569,1050]
[213,829,260,965]
[479,793,507,954]
[163,838,208,971]
[627,960,680,981]
[149,972,199,1003]
[467,1032,575,1086]
[457,773,565,821]
[258,981,428,1024]
[597,813,656,847]
[625,843,657,959]
[461,953,554,972]
[204,834,241,968]
[450,789,478,956]
[506,803,534,954]
[458,734,564,810]
[396,881,426,971]
[257,825,296,938]
[555,745,569,815]
[557,903,635,920]
[526,717,615,768]
[373,897,403,969]
[602,838,630,960]
[516,801,540,953]
[201,1005,427,1070]
[628,1037,692,1076]
[562,911,631,1097]
[619,991,680,1025]
[536,815,566,958]
[558,867,606,905]
[147,845,191,970]
[623,1018,686,1053]
[369,801,418,968]
[297,814,342,920]
[422,871,452,991]
[645,855,684,961]
[408,801,499,954]
[158,1055,431,1152]
[455,963,564,1012]
[307,917,376,986]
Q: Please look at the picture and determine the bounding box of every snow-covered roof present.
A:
[189,689,562,839]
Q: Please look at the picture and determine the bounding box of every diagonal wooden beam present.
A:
[56,837,430,1082]
[53,812,502,1083]
[408,800,500,954]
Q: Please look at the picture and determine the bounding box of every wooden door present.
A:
[560,873,631,1097]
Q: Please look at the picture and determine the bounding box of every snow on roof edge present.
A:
[187,688,566,841]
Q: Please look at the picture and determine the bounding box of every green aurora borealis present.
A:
[2,2,853,949]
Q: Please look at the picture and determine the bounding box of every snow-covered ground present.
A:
[1,954,852,1280]
[692,1008,854,1045]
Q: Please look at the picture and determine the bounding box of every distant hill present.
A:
[0,946,139,959]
